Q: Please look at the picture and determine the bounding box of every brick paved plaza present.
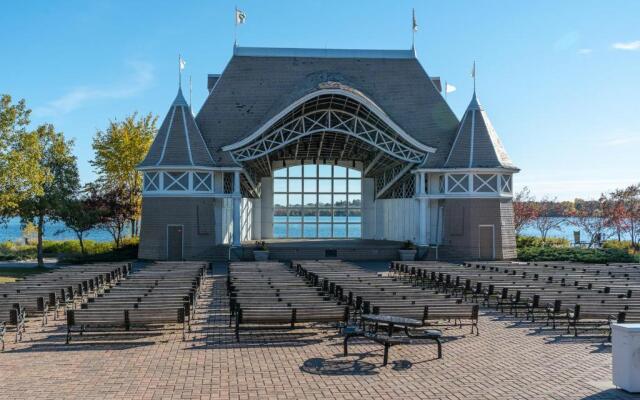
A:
[0,269,637,400]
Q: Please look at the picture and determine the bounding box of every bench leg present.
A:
[382,342,391,366]
[436,337,442,359]
[343,335,350,356]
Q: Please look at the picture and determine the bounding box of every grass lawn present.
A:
[0,267,50,284]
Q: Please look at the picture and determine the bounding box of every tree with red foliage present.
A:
[531,197,565,242]
[513,186,538,234]
[568,197,610,247]
[85,183,137,248]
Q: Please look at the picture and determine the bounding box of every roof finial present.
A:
[471,60,476,93]
[411,8,418,51]
[178,54,186,88]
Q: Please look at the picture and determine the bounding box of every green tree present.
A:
[91,113,157,237]
[0,94,45,218]
[18,124,79,266]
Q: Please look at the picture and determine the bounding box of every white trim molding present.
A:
[414,170,514,199]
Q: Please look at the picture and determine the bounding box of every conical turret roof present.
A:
[444,92,517,170]
[139,88,215,168]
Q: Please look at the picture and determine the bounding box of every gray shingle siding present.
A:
[140,90,215,168]
[444,95,517,170]
[195,53,460,167]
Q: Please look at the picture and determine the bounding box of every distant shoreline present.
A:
[1,217,119,243]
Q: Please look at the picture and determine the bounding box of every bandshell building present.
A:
[137,46,519,261]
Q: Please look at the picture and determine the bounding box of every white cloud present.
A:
[612,41,640,51]
[577,48,592,55]
[604,136,640,146]
[35,61,154,117]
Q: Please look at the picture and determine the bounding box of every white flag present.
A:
[179,56,186,71]
[445,83,457,94]
[236,8,247,25]
[412,9,418,32]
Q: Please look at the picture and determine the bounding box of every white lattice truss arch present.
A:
[228,108,428,164]
[223,88,436,199]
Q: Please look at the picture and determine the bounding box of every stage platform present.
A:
[235,239,407,261]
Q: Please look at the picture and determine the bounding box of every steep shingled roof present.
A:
[195,47,461,167]
[444,92,517,170]
[139,88,215,168]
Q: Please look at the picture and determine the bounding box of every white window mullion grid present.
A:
[273,164,361,239]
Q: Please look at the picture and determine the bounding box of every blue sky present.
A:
[1,1,638,200]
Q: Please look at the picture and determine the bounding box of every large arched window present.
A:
[273,164,361,238]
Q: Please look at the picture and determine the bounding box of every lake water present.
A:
[2,216,627,244]
[0,217,116,243]
[519,217,631,242]
[273,216,361,238]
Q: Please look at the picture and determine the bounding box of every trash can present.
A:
[612,323,640,393]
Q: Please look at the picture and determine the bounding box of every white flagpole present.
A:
[178,54,182,88]
[189,75,192,111]
[234,6,238,47]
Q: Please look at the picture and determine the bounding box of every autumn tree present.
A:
[86,183,137,248]
[17,124,80,265]
[569,196,610,247]
[513,186,538,234]
[531,197,565,242]
[91,113,157,237]
[606,184,640,249]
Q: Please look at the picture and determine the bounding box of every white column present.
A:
[415,172,428,245]
[418,198,429,245]
[232,171,241,246]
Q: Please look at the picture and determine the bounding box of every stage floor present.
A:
[241,239,405,249]
[236,239,407,261]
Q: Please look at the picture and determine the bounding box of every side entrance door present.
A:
[478,225,495,260]
[167,225,183,261]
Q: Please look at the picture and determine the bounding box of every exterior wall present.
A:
[219,198,233,244]
[260,177,274,239]
[240,197,258,241]
[441,198,516,260]
[361,178,376,239]
[374,198,418,242]
[499,199,517,259]
[138,197,216,260]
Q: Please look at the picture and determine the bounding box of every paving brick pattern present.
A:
[0,271,637,400]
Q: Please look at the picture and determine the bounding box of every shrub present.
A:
[0,237,140,263]
[602,240,636,252]
[516,235,570,249]
[517,246,636,263]
[58,241,138,264]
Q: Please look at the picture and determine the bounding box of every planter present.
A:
[398,249,417,261]
[253,250,269,261]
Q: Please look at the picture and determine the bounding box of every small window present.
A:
[164,172,188,191]
[474,174,497,193]
[144,172,159,191]
[194,172,212,192]
[447,174,469,193]
[501,175,513,193]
